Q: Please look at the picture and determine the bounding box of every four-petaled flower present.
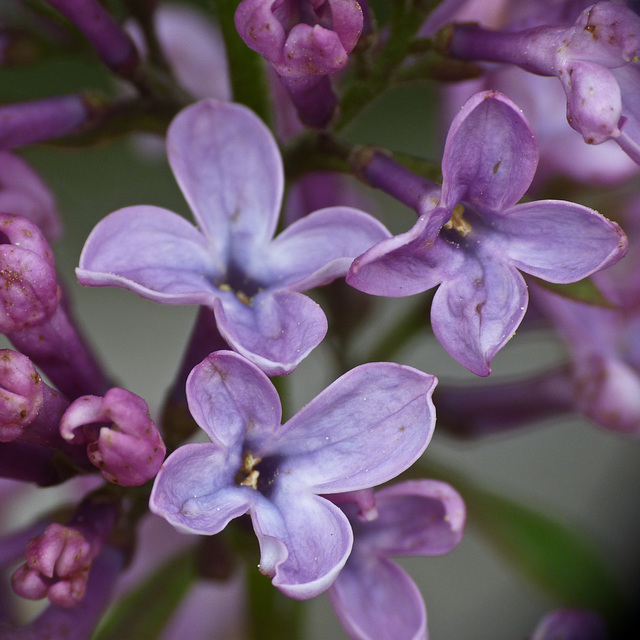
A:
[347,90,627,376]
[77,99,389,375]
[328,481,465,640]
[150,350,437,599]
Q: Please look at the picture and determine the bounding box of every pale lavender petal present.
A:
[328,555,426,640]
[357,481,466,557]
[276,363,437,492]
[213,291,327,376]
[77,206,219,305]
[251,487,353,599]
[347,217,457,297]
[149,443,251,535]
[431,254,527,376]
[441,91,538,211]
[167,99,283,253]
[266,207,391,291]
[497,200,627,282]
[185,351,281,450]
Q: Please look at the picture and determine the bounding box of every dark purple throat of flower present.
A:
[235,450,282,498]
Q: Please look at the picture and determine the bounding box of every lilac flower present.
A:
[347,91,627,375]
[1,545,125,639]
[234,0,363,125]
[125,3,231,102]
[150,350,436,599]
[0,152,62,242]
[60,387,166,486]
[328,481,465,640]
[0,214,109,399]
[530,608,609,640]
[530,283,640,436]
[235,0,363,81]
[77,99,389,375]
[445,1,640,163]
[11,499,117,608]
[0,349,71,452]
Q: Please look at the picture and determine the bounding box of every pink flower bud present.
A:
[0,213,59,333]
[60,388,166,486]
[0,349,44,442]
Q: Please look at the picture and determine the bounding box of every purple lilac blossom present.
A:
[347,90,627,376]
[328,481,465,640]
[445,1,640,163]
[150,350,437,599]
[530,608,609,640]
[234,0,363,126]
[0,152,62,242]
[530,283,640,435]
[0,214,110,399]
[60,387,166,486]
[11,499,117,608]
[77,98,389,375]
[125,3,231,102]
[1,545,125,639]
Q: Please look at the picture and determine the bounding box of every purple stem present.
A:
[352,148,440,211]
[434,366,575,438]
[7,301,111,401]
[0,440,76,486]
[44,0,140,77]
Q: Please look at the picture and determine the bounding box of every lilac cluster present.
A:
[0,1,637,639]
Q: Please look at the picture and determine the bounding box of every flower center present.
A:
[443,204,473,237]
[217,262,264,305]
[235,452,281,497]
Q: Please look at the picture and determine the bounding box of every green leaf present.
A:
[530,276,614,308]
[91,548,197,640]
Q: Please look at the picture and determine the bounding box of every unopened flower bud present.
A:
[11,499,118,608]
[0,213,59,333]
[0,349,44,442]
[60,388,166,486]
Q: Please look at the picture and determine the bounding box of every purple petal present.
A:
[266,206,391,291]
[277,23,349,77]
[276,363,437,492]
[77,205,219,305]
[167,99,283,253]
[356,480,466,557]
[251,488,353,599]
[149,443,251,535]
[329,555,426,640]
[431,253,527,376]
[185,351,281,450]
[234,0,287,64]
[347,216,456,297]
[497,200,627,282]
[213,290,327,375]
[327,0,364,52]
[441,91,538,211]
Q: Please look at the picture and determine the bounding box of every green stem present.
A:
[212,0,271,124]
[246,565,306,640]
